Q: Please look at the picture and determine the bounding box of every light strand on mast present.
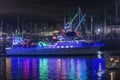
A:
[68,13,78,28]
[74,14,86,32]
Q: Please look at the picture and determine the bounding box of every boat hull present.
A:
[6,47,101,56]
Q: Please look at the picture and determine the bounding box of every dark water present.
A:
[0,56,120,80]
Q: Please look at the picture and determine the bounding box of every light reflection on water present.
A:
[5,57,107,80]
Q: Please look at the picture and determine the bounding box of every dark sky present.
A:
[0,0,118,22]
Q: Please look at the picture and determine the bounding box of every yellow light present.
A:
[114,59,119,63]
[110,58,114,61]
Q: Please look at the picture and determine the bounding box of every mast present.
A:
[74,7,86,32]
[74,14,86,32]
[6,23,9,33]
[116,0,118,24]
[35,23,37,34]
[64,16,66,27]
[0,20,3,35]
[104,8,107,35]
[31,22,32,33]
[91,16,93,36]
[78,7,81,23]
[10,25,13,34]
[115,0,118,33]
[17,13,20,33]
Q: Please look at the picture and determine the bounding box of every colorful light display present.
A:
[12,37,23,45]
[38,42,48,47]
[6,57,107,80]
[49,40,105,48]
[39,59,48,80]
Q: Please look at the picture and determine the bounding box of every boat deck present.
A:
[6,40,106,56]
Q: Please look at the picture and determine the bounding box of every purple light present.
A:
[57,46,60,48]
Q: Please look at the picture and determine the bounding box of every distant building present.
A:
[106,25,120,34]
[40,30,60,36]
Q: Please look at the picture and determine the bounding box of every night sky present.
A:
[0,0,119,27]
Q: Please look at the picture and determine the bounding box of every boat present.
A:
[5,7,105,56]
[6,40,105,56]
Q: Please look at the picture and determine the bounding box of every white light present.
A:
[97,51,104,59]
[61,46,64,48]
[97,29,100,32]
[66,46,69,48]
[71,46,73,48]
[5,47,11,50]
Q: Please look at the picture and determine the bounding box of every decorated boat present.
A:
[6,40,105,56]
[5,7,106,56]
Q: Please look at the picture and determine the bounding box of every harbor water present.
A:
[0,53,120,80]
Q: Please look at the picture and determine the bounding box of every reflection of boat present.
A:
[6,40,105,56]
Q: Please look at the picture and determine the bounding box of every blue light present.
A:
[12,37,23,45]
[49,40,105,49]
[92,58,106,80]
[57,46,60,48]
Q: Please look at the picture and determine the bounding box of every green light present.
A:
[38,42,48,47]
[39,59,49,80]
[68,13,78,27]
[69,59,77,80]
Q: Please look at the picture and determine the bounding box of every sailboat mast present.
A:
[91,16,93,36]
[116,0,118,23]
[11,25,13,34]
[17,13,20,33]
[0,20,3,38]
[104,8,107,36]
[78,7,81,22]
[115,0,118,33]
[35,23,37,34]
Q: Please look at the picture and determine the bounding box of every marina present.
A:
[0,0,119,79]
